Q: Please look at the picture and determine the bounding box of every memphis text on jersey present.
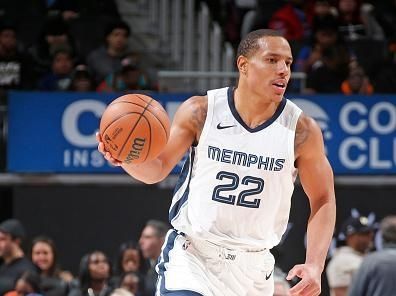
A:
[208,145,285,171]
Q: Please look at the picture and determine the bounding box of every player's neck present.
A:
[234,87,280,129]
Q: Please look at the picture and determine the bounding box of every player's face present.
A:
[243,36,292,102]
[32,241,54,272]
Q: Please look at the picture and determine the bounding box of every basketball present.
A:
[99,94,170,164]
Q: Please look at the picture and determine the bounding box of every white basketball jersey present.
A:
[169,87,302,250]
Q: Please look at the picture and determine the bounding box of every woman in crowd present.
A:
[68,250,113,296]
[112,241,144,296]
[31,236,73,296]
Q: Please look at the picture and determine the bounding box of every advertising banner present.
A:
[7,91,396,174]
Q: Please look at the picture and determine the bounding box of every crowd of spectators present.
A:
[1,0,396,95]
[0,0,155,96]
[204,0,396,94]
[0,218,170,296]
[2,215,396,296]
[325,212,396,296]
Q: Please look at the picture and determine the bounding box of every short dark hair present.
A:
[145,220,169,238]
[105,20,131,38]
[237,29,284,58]
[381,216,396,244]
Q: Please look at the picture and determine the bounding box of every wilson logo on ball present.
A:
[125,137,146,163]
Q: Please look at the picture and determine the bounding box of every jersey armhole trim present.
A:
[289,107,302,170]
[196,89,215,148]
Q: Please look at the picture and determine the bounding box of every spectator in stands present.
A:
[295,14,341,73]
[31,236,73,296]
[0,23,34,90]
[69,64,96,92]
[114,241,143,277]
[348,215,396,296]
[326,214,375,296]
[268,0,313,42]
[86,20,131,84]
[138,220,169,296]
[28,17,76,80]
[341,62,373,95]
[68,250,113,296]
[336,0,384,41]
[97,57,149,92]
[119,272,140,296]
[4,271,44,296]
[0,219,37,295]
[305,43,350,93]
[37,49,74,91]
[112,241,144,295]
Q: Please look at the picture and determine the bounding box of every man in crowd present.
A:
[326,214,374,296]
[139,220,169,296]
[0,219,37,294]
[349,215,396,296]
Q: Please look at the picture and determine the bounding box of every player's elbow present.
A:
[136,172,168,184]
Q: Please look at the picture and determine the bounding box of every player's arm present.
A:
[287,114,336,296]
[97,96,207,184]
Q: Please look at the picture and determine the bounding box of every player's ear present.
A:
[237,55,248,75]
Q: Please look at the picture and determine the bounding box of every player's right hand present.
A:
[96,132,123,166]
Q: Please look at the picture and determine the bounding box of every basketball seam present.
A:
[145,102,169,139]
[109,101,147,108]
[101,104,146,135]
[142,115,152,162]
[117,99,153,160]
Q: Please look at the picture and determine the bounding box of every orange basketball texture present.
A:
[99,94,170,164]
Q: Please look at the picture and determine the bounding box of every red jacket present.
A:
[269,4,312,41]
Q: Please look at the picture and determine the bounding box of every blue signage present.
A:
[7,92,396,174]
[7,91,191,173]
[292,95,395,174]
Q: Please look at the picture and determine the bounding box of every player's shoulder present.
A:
[178,95,208,118]
[185,95,208,108]
[295,112,323,155]
[174,95,208,135]
[296,113,320,133]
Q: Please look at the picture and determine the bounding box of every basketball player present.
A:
[97,29,336,296]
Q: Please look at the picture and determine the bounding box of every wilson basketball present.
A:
[99,94,170,164]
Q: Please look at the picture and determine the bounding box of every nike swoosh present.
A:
[217,123,236,129]
[265,270,273,280]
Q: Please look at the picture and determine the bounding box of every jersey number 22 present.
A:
[212,171,264,208]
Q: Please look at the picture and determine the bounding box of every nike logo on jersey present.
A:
[265,270,273,280]
[217,123,236,129]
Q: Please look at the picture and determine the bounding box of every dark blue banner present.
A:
[7,92,396,174]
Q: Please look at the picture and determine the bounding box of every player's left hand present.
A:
[286,263,322,296]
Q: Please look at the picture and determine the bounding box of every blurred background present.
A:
[0,0,395,296]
